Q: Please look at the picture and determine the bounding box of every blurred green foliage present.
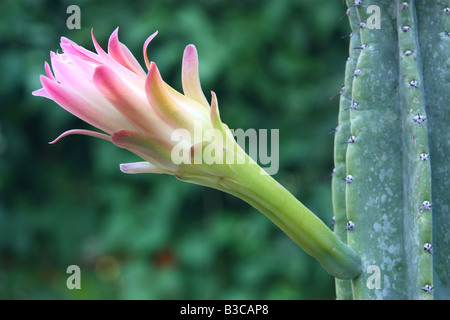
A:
[0,0,352,299]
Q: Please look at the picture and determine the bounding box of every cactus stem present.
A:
[332,2,363,299]
[334,0,449,300]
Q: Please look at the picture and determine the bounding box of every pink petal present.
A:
[44,61,56,81]
[90,29,110,59]
[111,129,176,171]
[49,129,111,144]
[108,27,146,76]
[209,91,224,132]
[32,87,51,99]
[120,161,172,174]
[145,62,209,130]
[145,63,181,125]
[40,75,128,134]
[91,29,144,88]
[48,56,130,130]
[59,50,98,80]
[60,38,103,65]
[93,65,167,136]
[182,44,210,108]
[50,52,95,89]
[143,31,158,70]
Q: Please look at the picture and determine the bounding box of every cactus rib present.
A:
[333,3,363,300]
[396,0,433,300]
[334,0,449,300]
[416,0,450,299]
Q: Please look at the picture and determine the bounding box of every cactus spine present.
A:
[333,0,450,299]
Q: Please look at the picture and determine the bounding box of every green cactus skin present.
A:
[417,0,450,300]
[333,5,363,300]
[333,0,449,299]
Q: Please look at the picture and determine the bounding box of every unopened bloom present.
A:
[33,27,239,179]
[33,29,361,279]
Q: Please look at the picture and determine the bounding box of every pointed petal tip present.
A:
[109,27,120,42]
[210,90,219,109]
[210,90,225,131]
[38,75,57,95]
[143,31,158,69]
[91,29,101,51]
[145,61,172,105]
[145,30,159,43]
[32,88,47,97]
[32,75,52,97]
[147,61,162,84]
[108,29,117,43]
[148,61,157,72]
[39,74,60,93]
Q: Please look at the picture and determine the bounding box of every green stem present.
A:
[228,161,362,279]
[179,149,363,280]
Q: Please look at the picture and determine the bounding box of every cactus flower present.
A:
[33,28,223,175]
[33,28,362,280]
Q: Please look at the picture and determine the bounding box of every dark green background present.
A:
[0,0,352,299]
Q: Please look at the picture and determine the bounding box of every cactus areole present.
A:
[332,0,449,299]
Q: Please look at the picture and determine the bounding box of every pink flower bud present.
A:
[33,28,222,174]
